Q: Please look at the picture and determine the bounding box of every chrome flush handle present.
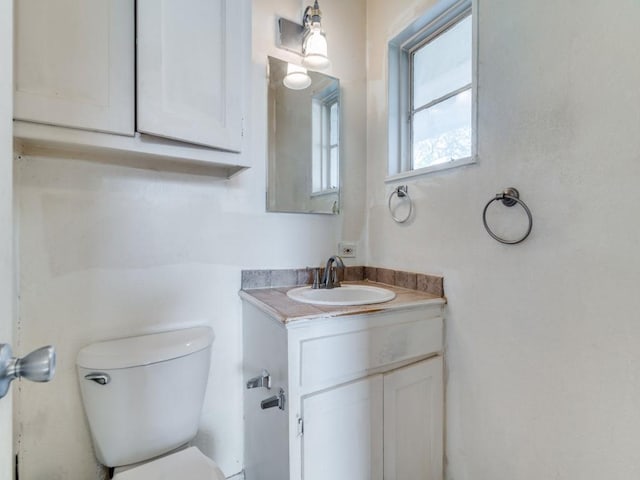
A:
[85,372,111,385]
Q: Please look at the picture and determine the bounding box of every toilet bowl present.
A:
[76,327,225,479]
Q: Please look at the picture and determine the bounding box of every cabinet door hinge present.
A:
[297,416,304,437]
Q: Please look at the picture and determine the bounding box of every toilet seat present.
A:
[113,447,225,480]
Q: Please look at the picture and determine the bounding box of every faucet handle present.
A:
[311,268,321,289]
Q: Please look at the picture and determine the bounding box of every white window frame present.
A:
[312,89,340,196]
[387,0,477,182]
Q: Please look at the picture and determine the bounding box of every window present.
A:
[388,0,475,179]
[312,90,339,195]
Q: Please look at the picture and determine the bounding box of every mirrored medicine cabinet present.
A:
[267,56,341,214]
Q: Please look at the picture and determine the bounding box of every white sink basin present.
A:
[286,284,396,306]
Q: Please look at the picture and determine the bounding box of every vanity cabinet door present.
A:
[301,375,384,480]
[14,0,135,135]
[383,357,444,480]
[137,0,244,152]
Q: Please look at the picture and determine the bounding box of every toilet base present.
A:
[112,447,225,480]
[112,443,191,476]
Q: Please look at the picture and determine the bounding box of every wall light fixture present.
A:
[278,1,330,71]
[283,63,312,90]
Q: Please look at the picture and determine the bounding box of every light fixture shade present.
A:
[283,63,311,90]
[303,23,330,70]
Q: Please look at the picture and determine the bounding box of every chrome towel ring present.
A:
[388,185,413,223]
[482,187,533,245]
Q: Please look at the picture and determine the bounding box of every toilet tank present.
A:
[76,327,214,468]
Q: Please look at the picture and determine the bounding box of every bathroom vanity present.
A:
[241,282,445,480]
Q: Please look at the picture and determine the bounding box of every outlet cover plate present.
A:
[339,242,357,258]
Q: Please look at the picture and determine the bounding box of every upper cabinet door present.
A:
[14,0,134,136]
[137,0,244,152]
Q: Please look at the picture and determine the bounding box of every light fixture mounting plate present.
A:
[277,17,305,55]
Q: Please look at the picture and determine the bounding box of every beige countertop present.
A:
[239,280,446,324]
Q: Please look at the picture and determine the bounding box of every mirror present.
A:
[267,56,340,214]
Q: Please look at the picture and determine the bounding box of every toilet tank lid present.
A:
[76,327,214,370]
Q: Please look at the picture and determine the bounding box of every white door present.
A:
[383,357,444,480]
[14,0,135,135]
[0,0,13,477]
[301,376,384,480]
[137,0,244,152]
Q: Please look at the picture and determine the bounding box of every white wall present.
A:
[0,0,13,478]
[366,0,640,479]
[14,0,366,478]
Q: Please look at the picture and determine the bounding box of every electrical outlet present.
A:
[338,242,357,258]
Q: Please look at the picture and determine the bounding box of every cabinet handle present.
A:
[261,388,286,411]
[247,369,271,390]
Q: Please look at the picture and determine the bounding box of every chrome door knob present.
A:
[15,346,56,382]
[0,344,56,400]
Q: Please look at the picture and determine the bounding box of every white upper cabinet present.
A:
[14,0,134,135]
[137,0,243,152]
[13,0,249,176]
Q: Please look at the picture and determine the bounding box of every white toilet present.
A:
[76,326,225,479]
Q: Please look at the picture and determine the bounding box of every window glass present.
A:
[413,88,471,169]
[330,102,338,144]
[330,145,339,188]
[312,95,339,193]
[412,15,472,109]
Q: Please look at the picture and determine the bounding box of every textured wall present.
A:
[0,0,12,477]
[366,0,640,479]
[14,0,366,478]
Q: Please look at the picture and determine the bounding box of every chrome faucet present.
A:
[321,255,345,289]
